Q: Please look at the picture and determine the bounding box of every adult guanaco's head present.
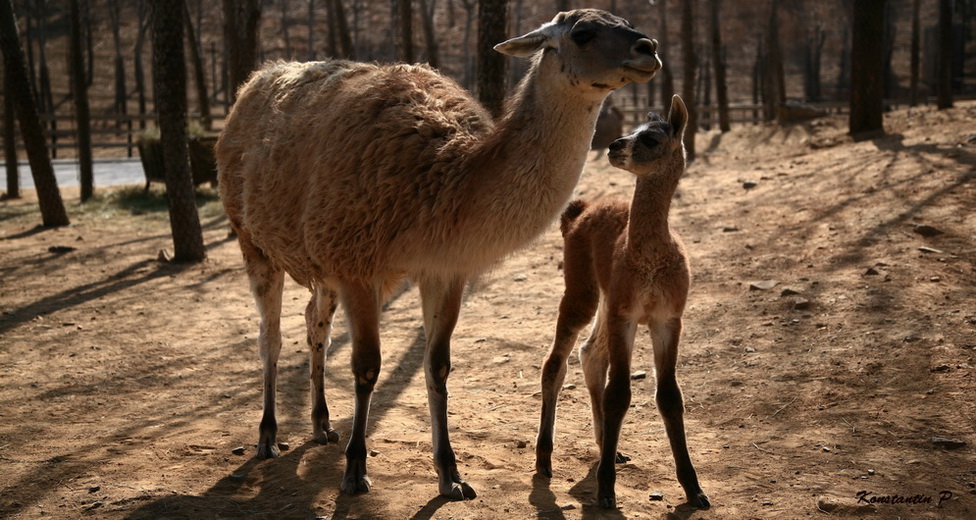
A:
[494,9,661,95]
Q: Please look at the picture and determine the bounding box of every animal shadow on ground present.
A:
[124,326,460,519]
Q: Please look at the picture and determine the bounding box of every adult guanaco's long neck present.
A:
[455,54,608,264]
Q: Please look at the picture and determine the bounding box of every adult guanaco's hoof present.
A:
[441,481,477,500]
[340,473,372,495]
[688,491,711,509]
[256,439,280,459]
[314,429,340,444]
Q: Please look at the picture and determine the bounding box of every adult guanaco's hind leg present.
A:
[237,230,286,460]
[306,286,340,445]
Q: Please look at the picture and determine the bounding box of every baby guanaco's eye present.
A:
[572,30,596,46]
[638,133,659,148]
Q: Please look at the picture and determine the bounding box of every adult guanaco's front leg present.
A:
[339,281,382,495]
[420,276,476,499]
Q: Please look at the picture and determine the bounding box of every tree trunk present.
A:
[334,0,354,59]
[849,0,886,136]
[418,0,439,67]
[222,0,263,105]
[461,0,475,90]
[70,0,93,201]
[680,0,697,160]
[709,0,729,132]
[804,26,826,102]
[936,0,953,109]
[152,0,206,262]
[281,0,291,59]
[4,66,19,199]
[752,36,763,124]
[910,0,920,106]
[134,0,149,130]
[326,0,353,59]
[22,3,36,103]
[36,11,54,158]
[397,0,414,63]
[83,0,93,86]
[0,0,68,226]
[762,1,784,122]
[307,0,316,60]
[882,3,896,99]
[184,1,211,130]
[108,0,130,156]
[477,0,507,117]
[837,25,850,99]
[658,0,675,108]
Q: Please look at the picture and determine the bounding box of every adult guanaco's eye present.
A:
[572,30,596,46]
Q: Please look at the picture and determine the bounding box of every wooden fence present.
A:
[4,98,964,160]
[6,112,217,160]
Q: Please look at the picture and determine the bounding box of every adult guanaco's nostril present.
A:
[632,38,656,56]
[609,139,625,152]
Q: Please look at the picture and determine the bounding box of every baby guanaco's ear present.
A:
[668,95,688,139]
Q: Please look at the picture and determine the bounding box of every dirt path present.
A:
[1,102,974,519]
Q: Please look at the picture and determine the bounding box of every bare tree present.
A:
[3,65,18,198]
[108,0,128,139]
[762,1,784,122]
[152,0,206,262]
[222,0,263,105]
[799,2,827,102]
[910,0,920,106]
[936,0,954,109]
[751,35,761,123]
[461,0,476,89]
[70,0,93,201]
[476,0,507,117]
[281,0,291,59]
[836,24,851,98]
[418,0,439,67]
[658,0,675,107]
[184,1,211,130]
[882,2,896,99]
[681,0,697,159]
[0,0,68,226]
[326,0,353,58]
[35,3,55,158]
[397,0,414,63]
[709,0,729,132]
[849,0,886,135]
[307,0,316,60]
[134,0,150,130]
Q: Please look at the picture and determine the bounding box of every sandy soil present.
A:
[1,101,974,520]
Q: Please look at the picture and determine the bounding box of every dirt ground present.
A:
[1,101,974,520]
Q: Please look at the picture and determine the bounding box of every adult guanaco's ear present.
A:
[668,94,689,139]
[494,21,559,57]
